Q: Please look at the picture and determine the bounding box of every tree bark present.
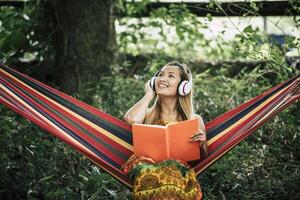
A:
[45,0,117,101]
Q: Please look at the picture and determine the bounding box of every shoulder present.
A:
[193,114,206,131]
[193,114,205,125]
[193,114,203,121]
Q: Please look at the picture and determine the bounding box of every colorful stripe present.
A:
[0,64,133,188]
[0,63,299,189]
[194,75,299,174]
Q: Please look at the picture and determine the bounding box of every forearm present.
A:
[199,118,208,158]
[192,114,208,158]
[124,94,153,124]
[200,141,208,159]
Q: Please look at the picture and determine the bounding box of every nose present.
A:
[157,74,167,81]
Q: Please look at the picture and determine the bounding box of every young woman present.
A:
[122,61,207,200]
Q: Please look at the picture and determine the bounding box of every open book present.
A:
[132,118,200,162]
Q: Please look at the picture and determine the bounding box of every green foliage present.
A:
[116,3,207,59]
[1,1,300,199]
[116,0,300,63]
[0,0,53,69]
[0,105,132,199]
[194,68,300,199]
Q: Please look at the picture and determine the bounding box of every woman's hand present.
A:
[123,80,155,125]
[190,115,208,157]
[190,129,207,142]
[190,115,207,142]
[144,80,156,100]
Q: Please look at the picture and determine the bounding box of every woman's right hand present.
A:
[124,80,156,125]
[145,80,156,100]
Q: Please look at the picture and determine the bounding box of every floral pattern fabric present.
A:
[122,155,203,200]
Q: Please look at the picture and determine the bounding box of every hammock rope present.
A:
[0,63,299,189]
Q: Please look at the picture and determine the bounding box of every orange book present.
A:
[132,118,200,162]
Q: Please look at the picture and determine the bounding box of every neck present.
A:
[159,96,178,118]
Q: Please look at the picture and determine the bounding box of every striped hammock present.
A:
[0,63,299,189]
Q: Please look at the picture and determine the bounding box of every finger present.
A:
[190,135,206,142]
[190,133,203,139]
[198,136,206,141]
[190,136,201,141]
[190,135,198,140]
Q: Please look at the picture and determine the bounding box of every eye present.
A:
[169,74,175,78]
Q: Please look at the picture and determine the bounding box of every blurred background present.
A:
[0,0,299,199]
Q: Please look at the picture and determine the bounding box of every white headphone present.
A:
[149,62,192,96]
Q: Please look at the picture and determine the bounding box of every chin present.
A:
[156,88,177,96]
[156,91,177,97]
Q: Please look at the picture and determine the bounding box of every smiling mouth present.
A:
[158,83,168,88]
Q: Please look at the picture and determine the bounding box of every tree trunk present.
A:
[45,0,117,102]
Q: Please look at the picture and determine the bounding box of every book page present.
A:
[132,124,167,161]
[167,118,200,161]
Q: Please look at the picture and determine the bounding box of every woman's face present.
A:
[155,65,182,97]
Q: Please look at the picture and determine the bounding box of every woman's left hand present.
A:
[190,129,206,142]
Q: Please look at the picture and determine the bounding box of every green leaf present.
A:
[38,175,54,183]
[243,25,253,33]
[206,13,212,21]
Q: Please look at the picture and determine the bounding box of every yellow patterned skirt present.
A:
[122,155,203,200]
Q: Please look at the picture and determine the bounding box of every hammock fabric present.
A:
[0,63,299,189]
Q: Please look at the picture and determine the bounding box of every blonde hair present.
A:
[144,61,194,125]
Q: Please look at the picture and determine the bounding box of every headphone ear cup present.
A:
[178,80,192,96]
[149,77,157,92]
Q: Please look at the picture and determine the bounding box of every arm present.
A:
[190,114,208,158]
[124,80,155,125]
[195,114,206,138]
[190,114,206,141]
